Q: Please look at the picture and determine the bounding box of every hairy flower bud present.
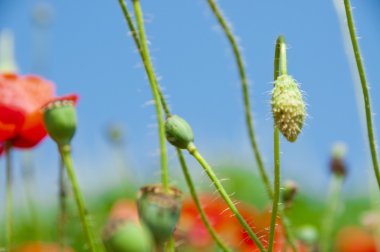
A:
[165,115,194,149]
[43,96,77,146]
[136,184,182,244]
[271,74,305,142]
[102,218,153,252]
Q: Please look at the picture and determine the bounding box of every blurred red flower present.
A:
[175,194,285,252]
[13,242,73,252]
[0,73,77,149]
[335,226,377,252]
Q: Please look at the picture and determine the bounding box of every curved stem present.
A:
[5,142,13,251]
[206,0,272,200]
[177,149,231,252]
[206,4,298,250]
[268,35,287,252]
[58,157,67,251]
[343,0,380,189]
[59,145,98,252]
[320,175,344,252]
[187,143,265,252]
[132,0,169,192]
[118,2,230,250]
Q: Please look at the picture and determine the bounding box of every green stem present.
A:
[21,152,40,240]
[59,145,97,252]
[117,2,230,250]
[268,128,280,252]
[343,0,380,190]
[5,142,12,251]
[59,157,67,251]
[205,3,297,250]
[132,0,169,192]
[187,143,265,252]
[206,0,272,201]
[320,175,344,252]
[118,0,171,118]
[268,35,287,252]
[166,237,175,252]
[177,149,231,252]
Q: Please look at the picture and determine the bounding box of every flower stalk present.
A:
[343,0,380,189]
[131,0,169,193]
[117,1,230,250]
[187,143,266,252]
[268,35,287,252]
[5,142,13,251]
[59,145,98,252]
[206,0,272,201]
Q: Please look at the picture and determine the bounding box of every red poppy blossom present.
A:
[13,242,73,252]
[175,194,285,252]
[0,73,77,149]
[335,226,377,252]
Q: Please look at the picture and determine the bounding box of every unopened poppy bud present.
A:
[136,184,182,243]
[282,180,298,205]
[272,74,306,142]
[165,115,194,149]
[330,143,347,177]
[43,98,77,146]
[102,218,153,252]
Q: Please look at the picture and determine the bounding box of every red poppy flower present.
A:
[335,226,377,252]
[0,73,77,149]
[176,194,285,252]
[13,242,73,252]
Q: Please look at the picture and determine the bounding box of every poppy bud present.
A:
[271,74,306,142]
[43,98,77,146]
[165,115,194,149]
[103,218,153,252]
[330,142,347,177]
[136,184,182,244]
[282,180,298,206]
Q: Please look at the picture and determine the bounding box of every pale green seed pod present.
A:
[102,218,153,252]
[136,184,182,244]
[272,74,306,142]
[43,99,77,146]
[165,115,194,149]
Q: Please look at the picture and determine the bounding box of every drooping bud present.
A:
[330,142,347,177]
[102,218,153,252]
[43,95,78,146]
[271,74,306,142]
[136,184,182,244]
[281,180,298,206]
[165,115,194,149]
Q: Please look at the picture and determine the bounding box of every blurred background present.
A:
[0,0,380,234]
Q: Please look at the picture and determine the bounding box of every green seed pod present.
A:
[103,218,153,252]
[136,184,182,244]
[165,115,194,149]
[43,99,77,146]
[271,74,306,142]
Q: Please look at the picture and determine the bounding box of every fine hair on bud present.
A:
[271,74,306,142]
[164,115,194,149]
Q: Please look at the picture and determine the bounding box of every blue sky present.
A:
[1,0,380,199]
